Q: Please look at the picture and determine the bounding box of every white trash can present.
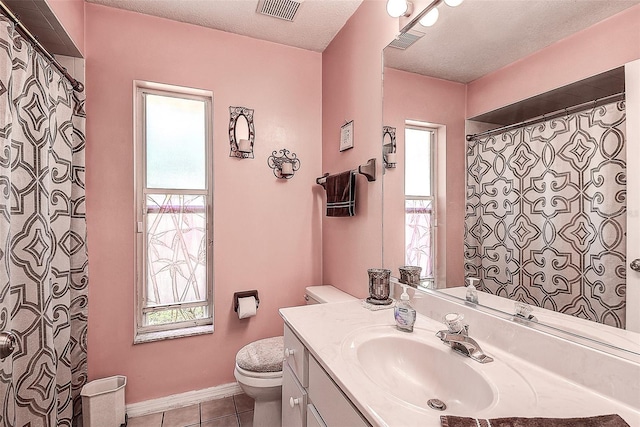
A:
[81,375,127,427]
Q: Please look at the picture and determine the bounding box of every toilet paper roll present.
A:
[238,296,257,319]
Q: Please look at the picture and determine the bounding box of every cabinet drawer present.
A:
[308,356,369,427]
[284,324,308,387]
[282,364,307,427]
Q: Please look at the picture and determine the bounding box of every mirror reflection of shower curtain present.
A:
[464,100,626,328]
[0,17,87,426]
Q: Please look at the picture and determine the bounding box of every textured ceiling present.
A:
[86,0,363,52]
[384,0,640,83]
[8,0,638,84]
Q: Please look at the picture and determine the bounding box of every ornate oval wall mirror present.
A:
[382,126,396,168]
[229,106,255,159]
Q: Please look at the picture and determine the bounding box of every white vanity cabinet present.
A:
[283,324,308,427]
[282,363,307,427]
[283,324,370,427]
[307,357,369,427]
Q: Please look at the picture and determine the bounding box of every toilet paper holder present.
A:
[233,290,260,313]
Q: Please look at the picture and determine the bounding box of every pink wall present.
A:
[321,1,398,298]
[80,0,640,405]
[45,0,84,55]
[467,5,640,118]
[85,4,322,403]
[382,68,466,287]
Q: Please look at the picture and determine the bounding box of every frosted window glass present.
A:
[405,128,432,197]
[146,94,206,189]
[405,199,434,278]
[146,194,207,309]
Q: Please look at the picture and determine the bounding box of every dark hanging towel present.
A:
[326,171,356,217]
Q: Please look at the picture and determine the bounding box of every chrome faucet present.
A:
[436,313,494,364]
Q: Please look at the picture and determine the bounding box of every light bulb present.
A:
[444,0,464,6]
[386,0,409,18]
[419,7,439,27]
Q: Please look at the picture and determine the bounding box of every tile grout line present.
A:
[130,394,250,426]
[233,394,239,427]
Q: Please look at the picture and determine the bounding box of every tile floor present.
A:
[127,393,254,427]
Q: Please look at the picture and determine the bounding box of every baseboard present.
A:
[126,382,243,418]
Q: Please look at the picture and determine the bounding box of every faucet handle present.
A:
[443,313,467,334]
[514,301,532,317]
[514,301,537,322]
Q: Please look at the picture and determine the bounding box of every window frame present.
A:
[404,125,437,282]
[133,80,214,343]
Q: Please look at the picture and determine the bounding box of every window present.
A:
[134,81,214,342]
[404,126,435,286]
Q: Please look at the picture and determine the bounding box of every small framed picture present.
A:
[339,120,354,152]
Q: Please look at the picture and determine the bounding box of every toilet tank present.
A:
[305,285,357,305]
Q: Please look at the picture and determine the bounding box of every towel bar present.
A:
[315,158,376,188]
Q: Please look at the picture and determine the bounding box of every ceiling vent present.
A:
[257,0,304,22]
[388,29,425,50]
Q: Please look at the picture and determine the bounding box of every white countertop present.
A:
[280,300,640,427]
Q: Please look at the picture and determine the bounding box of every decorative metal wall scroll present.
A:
[267,149,300,179]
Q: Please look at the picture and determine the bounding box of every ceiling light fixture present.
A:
[444,0,464,6]
[386,0,413,18]
[419,7,439,27]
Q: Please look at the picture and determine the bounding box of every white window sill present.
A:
[134,324,214,344]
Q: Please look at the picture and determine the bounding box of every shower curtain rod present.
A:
[0,1,84,92]
[465,92,625,142]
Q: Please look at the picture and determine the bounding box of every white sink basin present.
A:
[341,325,535,414]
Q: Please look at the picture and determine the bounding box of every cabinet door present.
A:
[284,324,308,387]
[282,363,307,427]
[306,404,326,427]
[308,357,369,427]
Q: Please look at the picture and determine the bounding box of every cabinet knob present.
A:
[284,348,295,358]
[289,397,300,408]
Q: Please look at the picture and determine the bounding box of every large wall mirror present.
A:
[381,0,640,358]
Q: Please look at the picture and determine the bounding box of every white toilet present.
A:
[233,285,356,427]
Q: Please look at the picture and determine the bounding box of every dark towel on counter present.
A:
[326,170,356,217]
[440,414,629,427]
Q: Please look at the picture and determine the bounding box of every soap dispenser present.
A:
[465,277,479,304]
[395,285,416,332]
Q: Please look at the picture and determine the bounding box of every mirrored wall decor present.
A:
[267,149,300,179]
[229,106,255,159]
[381,0,640,357]
[383,126,397,168]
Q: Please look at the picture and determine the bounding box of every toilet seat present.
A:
[236,336,284,373]
[234,364,282,388]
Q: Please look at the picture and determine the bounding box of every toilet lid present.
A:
[236,336,284,373]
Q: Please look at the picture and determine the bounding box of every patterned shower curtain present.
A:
[464,100,626,328]
[0,16,87,427]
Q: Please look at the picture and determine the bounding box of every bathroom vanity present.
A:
[279,295,640,427]
[282,324,368,427]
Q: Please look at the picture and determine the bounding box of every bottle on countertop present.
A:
[466,277,479,304]
[395,285,416,332]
